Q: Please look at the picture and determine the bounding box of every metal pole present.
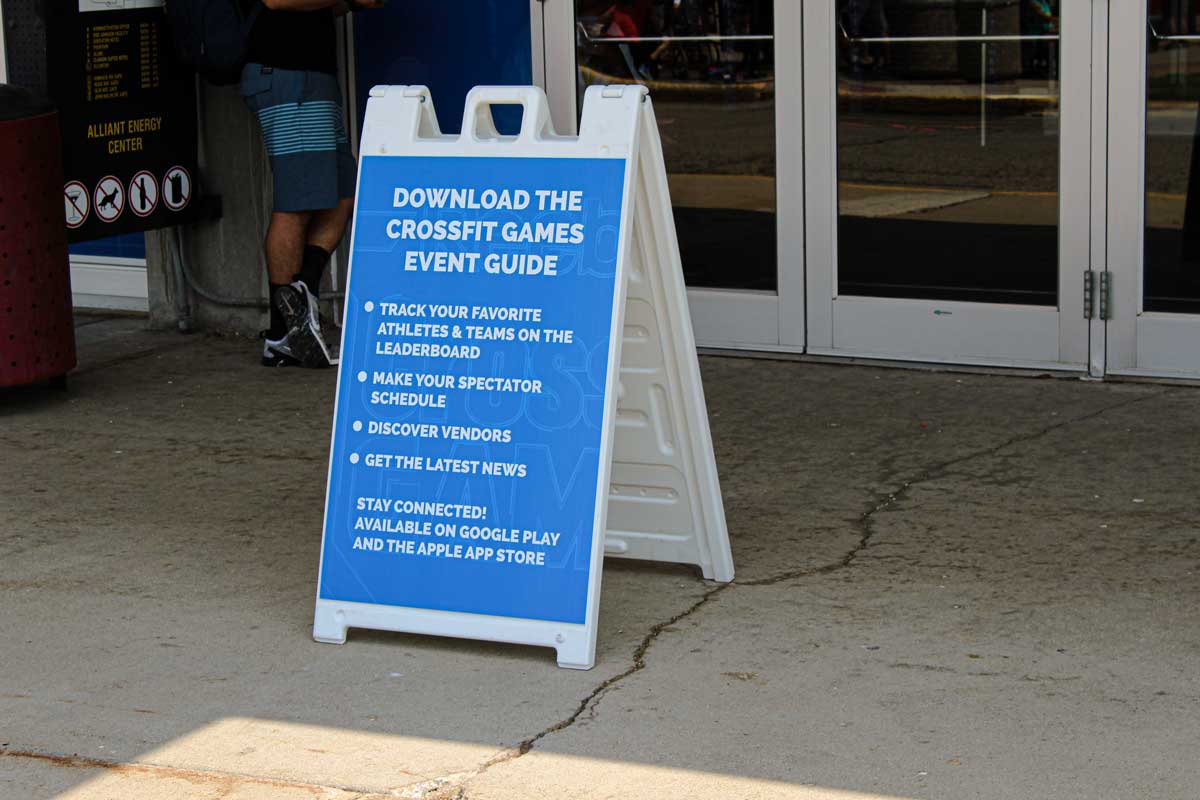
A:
[981,8,988,147]
[0,0,8,84]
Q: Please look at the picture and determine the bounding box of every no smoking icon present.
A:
[93,175,125,223]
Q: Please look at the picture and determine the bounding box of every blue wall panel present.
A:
[69,233,147,261]
[353,1,533,136]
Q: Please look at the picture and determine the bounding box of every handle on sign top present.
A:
[461,86,558,144]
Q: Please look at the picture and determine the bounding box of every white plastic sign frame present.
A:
[314,85,732,670]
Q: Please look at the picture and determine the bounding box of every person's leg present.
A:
[295,88,357,297]
[293,65,357,298]
[295,195,352,296]
[263,210,311,353]
[304,196,350,250]
[266,210,312,285]
[258,69,354,366]
[259,138,334,366]
[307,197,353,252]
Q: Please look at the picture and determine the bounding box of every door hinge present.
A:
[1085,271,1113,321]
[1100,271,1112,320]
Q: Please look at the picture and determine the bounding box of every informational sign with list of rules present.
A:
[319,154,627,625]
[46,0,199,241]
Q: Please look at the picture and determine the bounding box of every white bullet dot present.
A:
[357,371,367,382]
[349,453,360,465]
[364,301,374,313]
[352,420,363,432]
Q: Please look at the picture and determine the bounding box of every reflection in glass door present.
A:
[837,0,1059,305]
[538,1,803,350]
[805,0,1092,367]
[1143,11,1200,314]
[574,0,776,291]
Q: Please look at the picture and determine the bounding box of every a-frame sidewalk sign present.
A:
[313,84,733,669]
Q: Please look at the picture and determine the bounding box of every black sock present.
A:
[296,245,330,296]
[268,282,288,340]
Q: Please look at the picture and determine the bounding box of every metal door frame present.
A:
[802,0,1096,371]
[1106,2,1200,378]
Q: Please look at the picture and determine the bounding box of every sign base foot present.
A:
[313,606,348,644]
[556,643,596,670]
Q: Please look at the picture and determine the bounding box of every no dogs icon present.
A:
[93,176,125,223]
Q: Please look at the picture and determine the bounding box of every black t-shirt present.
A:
[246,7,338,75]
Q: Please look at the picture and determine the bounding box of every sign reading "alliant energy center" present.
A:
[47,0,199,241]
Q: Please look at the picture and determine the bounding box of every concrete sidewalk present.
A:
[1,318,1198,799]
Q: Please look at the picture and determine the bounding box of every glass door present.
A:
[535,0,805,350]
[1108,1,1200,377]
[804,0,1093,368]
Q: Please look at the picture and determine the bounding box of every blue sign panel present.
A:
[319,155,627,625]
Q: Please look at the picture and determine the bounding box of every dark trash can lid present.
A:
[0,84,56,122]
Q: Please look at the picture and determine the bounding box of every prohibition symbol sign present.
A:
[94,175,125,223]
[162,166,192,211]
[63,181,89,228]
[130,170,159,218]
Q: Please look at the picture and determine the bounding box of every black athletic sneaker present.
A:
[261,334,303,367]
[272,281,332,368]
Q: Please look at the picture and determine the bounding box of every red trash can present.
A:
[0,84,76,389]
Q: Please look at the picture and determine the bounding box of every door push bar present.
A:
[1148,20,1200,42]
[837,20,1056,45]
[576,23,773,45]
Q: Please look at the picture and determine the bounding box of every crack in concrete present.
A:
[0,746,400,797]
[440,386,1180,800]
[9,384,1176,800]
[411,581,739,798]
[520,583,734,755]
[391,771,476,799]
[741,386,1177,589]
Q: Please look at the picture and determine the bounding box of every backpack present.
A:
[165,0,261,85]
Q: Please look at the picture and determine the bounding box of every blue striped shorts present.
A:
[240,64,356,213]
